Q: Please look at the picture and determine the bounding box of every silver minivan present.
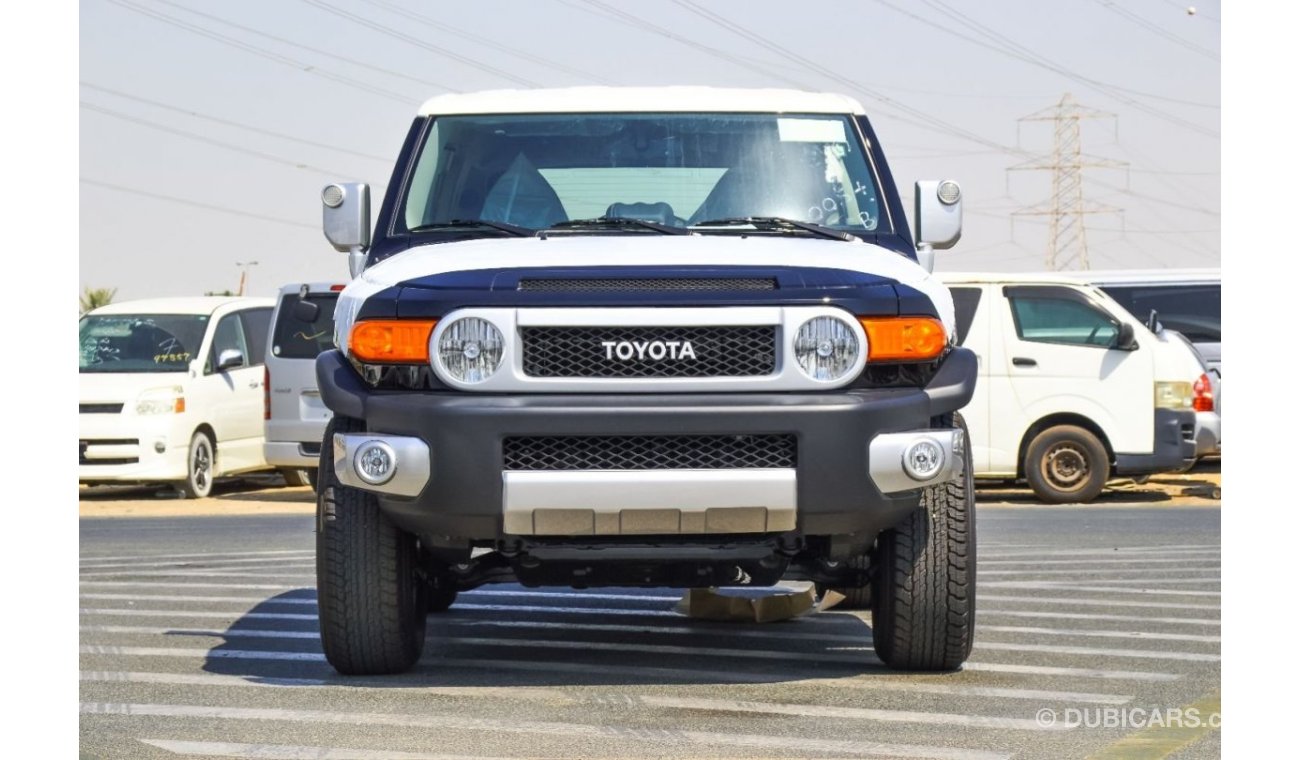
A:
[264,282,344,488]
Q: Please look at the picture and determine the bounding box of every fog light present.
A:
[902,438,945,481]
[354,441,396,485]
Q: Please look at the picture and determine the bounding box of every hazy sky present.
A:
[79,0,1221,301]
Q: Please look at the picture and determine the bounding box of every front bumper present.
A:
[78,413,189,484]
[317,347,976,544]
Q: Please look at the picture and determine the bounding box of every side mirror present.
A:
[322,182,371,278]
[1146,309,1162,333]
[216,348,245,372]
[1112,322,1138,352]
[914,180,963,272]
[292,285,321,323]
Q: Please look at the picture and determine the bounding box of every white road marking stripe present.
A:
[80,581,299,591]
[981,557,1221,566]
[1059,577,1220,586]
[81,608,319,621]
[78,582,692,605]
[140,739,488,760]
[79,593,317,606]
[81,702,1012,760]
[79,550,314,567]
[981,548,1218,559]
[983,582,1220,597]
[980,594,1218,610]
[79,637,1178,682]
[79,570,317,580]
[979,625,1219,643]
[981,568,1220,577]
[80,563,316,578]
[81,625,317,639]
[976,642,1218,662]
[979,609,1220,627]
[78,671,1066,732]
[80,667,1134,706]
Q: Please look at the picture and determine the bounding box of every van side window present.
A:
[239,308,272,366]
[1005,286,1119,348]
[207,313,249,373]
[948,287,982,346]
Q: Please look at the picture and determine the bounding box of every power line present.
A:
[913,0,1219,138]
[81,101,344,176]
[80,82,391,163]
[105,0,416,105]
[357,0,613,84]
[146,0,456,92]
[299,0,541,87]
[81,178,316,230]
[1093,0,1220,60]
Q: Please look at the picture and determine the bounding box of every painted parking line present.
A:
[81,702,1013,760]
[978,609,1219,627]
[979,595,1219,611]
[79,550,314,568]
[139,739,500,759]
[1085,689,1220,759]
[80,666,1135,706]
[976,642,1218,663]
[982,582,1220,597]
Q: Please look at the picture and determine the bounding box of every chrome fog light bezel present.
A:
[353,440,397,486]
[901,436,946,481]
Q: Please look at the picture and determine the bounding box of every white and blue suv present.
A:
[313,87,977,675]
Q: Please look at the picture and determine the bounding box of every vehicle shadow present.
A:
[197,588,896,689]
[78,473,296,501]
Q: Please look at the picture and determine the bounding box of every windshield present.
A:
[401,113,886,234]
[1099,284,1221,343]
[79,314,209,373]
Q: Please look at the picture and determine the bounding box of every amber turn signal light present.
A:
[350,320,437,363]
[859,317,947,361]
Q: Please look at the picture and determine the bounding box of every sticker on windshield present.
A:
[777,118,848,144]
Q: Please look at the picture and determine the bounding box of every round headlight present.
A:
[438,317,504,383]
[794,317,859,381]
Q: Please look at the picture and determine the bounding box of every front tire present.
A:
[178,431,215,499]
[316,416,427,675]
[871,416,975,671]
[1024,425,1109,504]
[280,467,312,487]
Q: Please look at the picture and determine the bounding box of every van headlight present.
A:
[793,316,859,381]
[136,386,186,415]
[437,318,505,383]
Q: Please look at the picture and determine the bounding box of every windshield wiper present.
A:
[545,216,690,235]
[691,216,856,242]
[408,219,533,237]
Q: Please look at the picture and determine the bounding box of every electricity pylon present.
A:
[1010,94,1127,271]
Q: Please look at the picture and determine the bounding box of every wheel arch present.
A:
[1016,413,1115,479]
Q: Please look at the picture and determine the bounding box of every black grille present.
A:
[504,434,797,471]
[521,326,777,378]
[518,278,776,293]
[80,403,123,414]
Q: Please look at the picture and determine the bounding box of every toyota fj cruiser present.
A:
[314,87,977,675]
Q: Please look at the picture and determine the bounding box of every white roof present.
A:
[935,272,1112,286]
[1054,268,1221,285]
[88,296,274,316]
[418,87,867,116]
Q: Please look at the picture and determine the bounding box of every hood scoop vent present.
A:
[517,277,777,293]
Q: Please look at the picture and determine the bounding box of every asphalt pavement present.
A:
[79,505,1221,759]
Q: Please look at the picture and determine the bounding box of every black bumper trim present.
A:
[1114,408,1198,475]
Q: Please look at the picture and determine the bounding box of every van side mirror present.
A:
[292,285,320,323]
[1112,322,1138,351]
[1146,309,1162,333]
[914,180,963,272]
[322,182,371,278]
[216,348,246,371]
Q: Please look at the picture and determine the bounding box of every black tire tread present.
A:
[871,412,975,671]
[316,416,426,675]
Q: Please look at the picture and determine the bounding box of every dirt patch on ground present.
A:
[976,459,1221,506]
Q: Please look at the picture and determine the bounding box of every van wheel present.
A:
[1025,425,1109,503]
[871,414,975,671]
[316,416,427,675]
[820,555,871,610]
[178,431,215,499]
[280,468,312,487]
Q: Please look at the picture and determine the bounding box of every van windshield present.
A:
[401,113,885,235]
[272,293,339,359]
[1099,284,1221,343]
[79,314,209,373]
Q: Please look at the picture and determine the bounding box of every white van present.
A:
[938,273,1201,503]
[263,282,343,488]
[79,297,275,498]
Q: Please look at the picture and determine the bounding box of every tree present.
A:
[79,286,117,315]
